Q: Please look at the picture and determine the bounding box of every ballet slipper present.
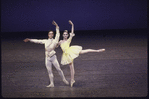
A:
[71,80,75,87]
[46,83,54,87]
[98,49,105,52]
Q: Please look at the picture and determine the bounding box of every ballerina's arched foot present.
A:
[98,49,105,52]
[46,83,54,87]
[71,80,75,87]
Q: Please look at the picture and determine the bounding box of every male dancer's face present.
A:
[48,31,54,39]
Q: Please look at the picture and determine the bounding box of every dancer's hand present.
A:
[69,20,73,25]
[23,38,30,42]
[52,20,59,28]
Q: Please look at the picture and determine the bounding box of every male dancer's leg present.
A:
[51,55,69,85]
[45,57,54,87]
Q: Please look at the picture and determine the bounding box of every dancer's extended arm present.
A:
[69,20,74,33]
[52,20,60,43]
[23,38,46,44]
[68,20,75,42]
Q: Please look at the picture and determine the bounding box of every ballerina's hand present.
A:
[69,20,73,25]
[23,38,30,42]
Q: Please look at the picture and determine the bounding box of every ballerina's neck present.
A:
[62,38,68,42]
[63,38,68,40]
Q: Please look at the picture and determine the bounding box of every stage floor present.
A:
[1,33,147,97]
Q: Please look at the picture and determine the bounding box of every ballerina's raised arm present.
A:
[69,20,75,37]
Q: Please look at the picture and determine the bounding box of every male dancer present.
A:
[24,21,69,87]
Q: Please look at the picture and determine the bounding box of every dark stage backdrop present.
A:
[1,0,147,33]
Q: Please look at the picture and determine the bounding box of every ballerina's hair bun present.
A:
[64,30,68,33]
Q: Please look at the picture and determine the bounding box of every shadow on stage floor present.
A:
[1,29,148,97]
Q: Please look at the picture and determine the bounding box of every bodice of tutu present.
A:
[60,38,71,52]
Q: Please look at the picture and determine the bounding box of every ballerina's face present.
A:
[63,31,69,39]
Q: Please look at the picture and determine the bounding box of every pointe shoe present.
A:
[46,84,54,87]
[63,79,69,85]
[98,49,105,52]
[71,80,75,87]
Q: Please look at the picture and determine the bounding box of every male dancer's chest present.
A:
[45,39,53,48]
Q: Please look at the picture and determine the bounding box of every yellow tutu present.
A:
[60,38,82,65]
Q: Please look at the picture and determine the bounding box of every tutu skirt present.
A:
[61,45,82,65]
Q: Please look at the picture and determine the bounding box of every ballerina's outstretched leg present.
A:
[80,48,105,54]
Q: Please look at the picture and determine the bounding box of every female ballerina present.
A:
[58,20,105,87]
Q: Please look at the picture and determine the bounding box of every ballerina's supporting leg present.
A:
[80,49,105,54]
[69,62,75,87]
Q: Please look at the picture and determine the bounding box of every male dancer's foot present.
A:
[71,80,75,87]
[46,83,54,87]
[98,49,105,52]
[63,79,69,85]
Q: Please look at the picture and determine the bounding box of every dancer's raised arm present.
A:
[68,20,75,41]
[69,20,74,33]
[52,20,60,43]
